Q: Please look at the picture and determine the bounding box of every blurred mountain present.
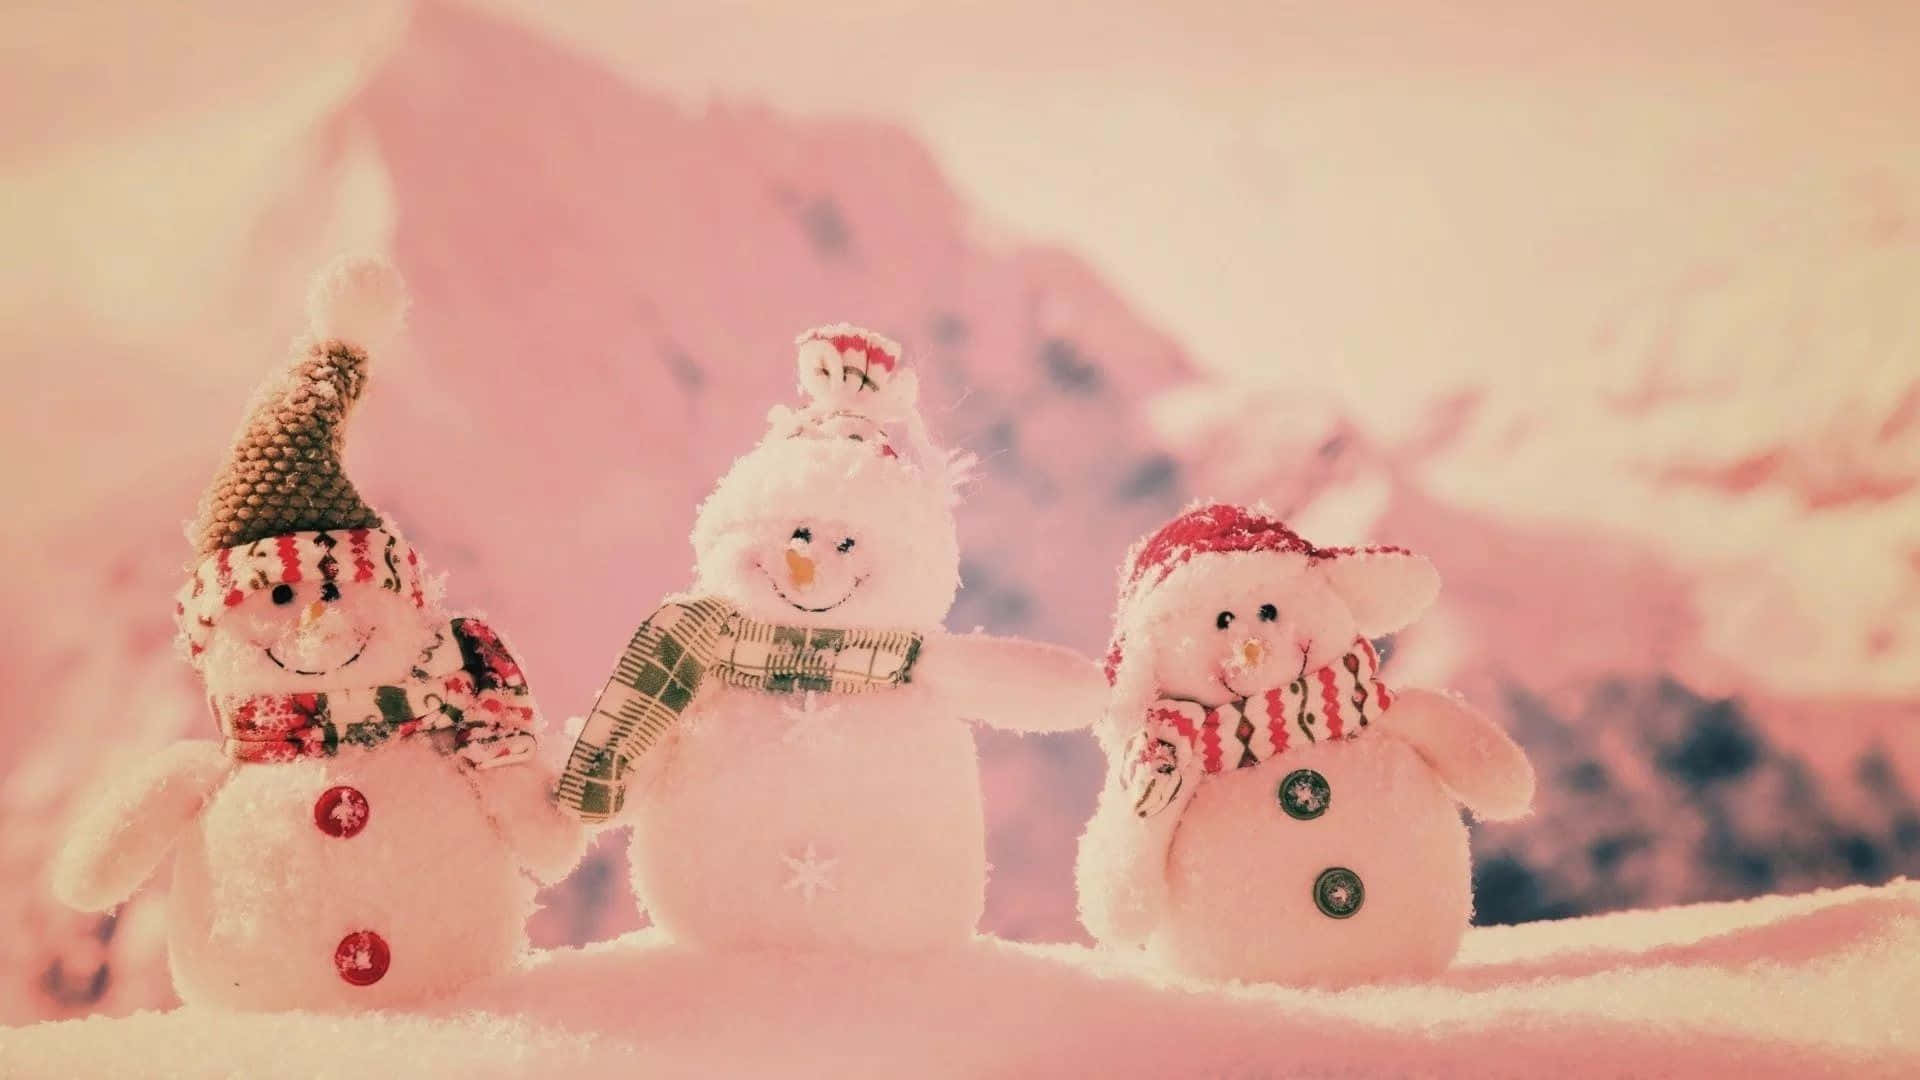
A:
[1476,680,1919,924]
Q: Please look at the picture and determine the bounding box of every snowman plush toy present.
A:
[558,325,1107,951]
[52,259,583,1009]
[1076,503,1534,987]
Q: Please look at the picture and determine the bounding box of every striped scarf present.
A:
[208,617,537,768]
[1124,638,1391,816]
[557,598,923,821]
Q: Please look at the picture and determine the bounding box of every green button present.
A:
[1278,769,1331,820]
[1314,866,1364,919]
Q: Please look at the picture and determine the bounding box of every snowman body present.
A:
[575,326,1107,951]
[1151,732,1469,985]
[627,684,985,949]
[52,261,587,1010]
[1078,503,1533,987]
[168,741,532,1009]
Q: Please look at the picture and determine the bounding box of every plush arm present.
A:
[911,631,1108,733]
[1075,721,1199,947]
[1383,687,1535,821]
[51,740,231,912]
[475,760,589,885]
[1078,792,1169,947]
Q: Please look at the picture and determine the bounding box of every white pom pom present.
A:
[306,256,409,351]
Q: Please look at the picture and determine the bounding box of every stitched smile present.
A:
[759,564,866,613]
[265,628,374,676]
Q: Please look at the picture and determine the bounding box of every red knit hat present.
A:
[1103,503,1420,684]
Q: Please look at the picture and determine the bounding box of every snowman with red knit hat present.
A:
[52,259,584,1009]
[1076,502,1534,986]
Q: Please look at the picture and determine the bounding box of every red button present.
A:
[314,786,370,838]
[334,930,390,986]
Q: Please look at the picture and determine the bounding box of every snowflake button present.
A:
[782,844,839,904]
[313,785,371,839]
[1313,866,1365,919]
[1277,769,1330,821]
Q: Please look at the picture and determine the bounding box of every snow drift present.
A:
[5,881,1915,1077]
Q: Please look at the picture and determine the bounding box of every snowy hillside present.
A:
[6,882,1916,1078]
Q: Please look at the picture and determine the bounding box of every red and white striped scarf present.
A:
[1143,637,1393,775]
[207,617,536,768]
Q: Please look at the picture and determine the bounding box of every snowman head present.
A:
[175,256,435,693]
[689,326,963,631]
[1107,503,1439,710]
[180,530,445,694]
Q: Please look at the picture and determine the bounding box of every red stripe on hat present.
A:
[824,333,897,375]
[275,535,302,584]
[216,544,245,606]
[349,528,375,583]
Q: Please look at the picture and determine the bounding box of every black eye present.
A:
[791,527,813,544]
[320,582,341,603]
[271,584,296,605]
[836,537,856,554]
[1259,603,1278,622]
[1215,611,1235,630]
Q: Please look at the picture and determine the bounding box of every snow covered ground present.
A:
[5,881,1915,1077]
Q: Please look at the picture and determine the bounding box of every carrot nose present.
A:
[785,548,816,589]
[1239,639,1266,667]
[301,600,327,629]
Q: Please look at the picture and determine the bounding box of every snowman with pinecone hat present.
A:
[558,325,1108,950]
[53,259,584,1009]
[1076,503,1534,986]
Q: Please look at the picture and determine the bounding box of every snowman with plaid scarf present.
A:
[1076,504,1534,986]
[559,326,1108,950]
[52,259,583,1009]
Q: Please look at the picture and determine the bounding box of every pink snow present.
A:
[5,881,1915,1077]
[4,0,1919,1031]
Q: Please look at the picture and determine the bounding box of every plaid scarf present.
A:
[1124,638,1392,817]
[557,598,924,821]
[208,617,537,768]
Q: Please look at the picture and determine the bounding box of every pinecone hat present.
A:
[175,258,422,660]
[188,258,409,554]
